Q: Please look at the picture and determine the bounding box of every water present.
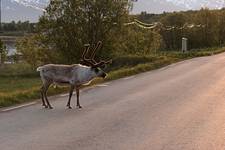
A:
[5,41,17,56]
[0,36,17,56]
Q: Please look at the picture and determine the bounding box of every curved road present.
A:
[1,53,225,150]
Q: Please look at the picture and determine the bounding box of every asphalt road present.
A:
[1,53,225,150]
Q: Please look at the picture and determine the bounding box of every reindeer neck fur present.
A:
[76,64,97,85]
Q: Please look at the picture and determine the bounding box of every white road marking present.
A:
[95,84,108,87]
[1,102,37,112]
[60,93,70,97]
[123,76,135,80]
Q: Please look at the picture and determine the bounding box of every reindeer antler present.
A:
[82,44,90,59]
[80,44,95,66]
[90,41,102,63]
[80,41,112,67]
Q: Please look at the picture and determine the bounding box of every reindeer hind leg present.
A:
[76,88,82,109]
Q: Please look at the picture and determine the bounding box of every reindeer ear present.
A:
[100,64,106,69]
[100,60,113,69]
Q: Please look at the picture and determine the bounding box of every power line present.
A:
[124,19,205,30]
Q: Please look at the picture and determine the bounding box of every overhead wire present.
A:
[123,19,205,31]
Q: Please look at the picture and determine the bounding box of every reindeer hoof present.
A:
[67,106,73,109]
[48,106,53,109]
[77,105,82,109]
[42,105,48,108]
[66,104,73,109]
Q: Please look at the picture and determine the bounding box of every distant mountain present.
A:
[2,0,225,22]
[132,0,225,14]
[132,0,185,14]
[2,0,48,22]
[167,0,225,10]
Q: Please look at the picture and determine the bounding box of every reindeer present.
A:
[37,41,111,109]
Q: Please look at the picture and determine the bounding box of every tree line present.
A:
[138,8,225,50]
[1,21,36,33]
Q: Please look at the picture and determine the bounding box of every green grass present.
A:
[0,76,70,107]
[0,63,38,77]
[0,63,69,107]
[0,47,225,108]
[0,77,40,93]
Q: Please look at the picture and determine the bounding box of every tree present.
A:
[0,39,7,64]
[17,34,58,67]
[19,0,132,65]
[160,13,187,50]
[194,8,219,48]
[217,9,225,46]
[160,13,187,27]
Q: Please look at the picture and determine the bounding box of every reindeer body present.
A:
[37,64,106,109]
[37,64,98,86]
[37,41,111,109]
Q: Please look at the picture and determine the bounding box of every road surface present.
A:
[1,53,225,150]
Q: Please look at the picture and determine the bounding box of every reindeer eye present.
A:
[94,68,99,73]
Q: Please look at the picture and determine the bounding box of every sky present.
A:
[2,0,225,22]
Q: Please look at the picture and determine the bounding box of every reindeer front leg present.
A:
[76,87,82,109]
[41,85,48,108]
[67,85,75,109]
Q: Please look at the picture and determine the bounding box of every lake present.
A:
[0,36,17,56]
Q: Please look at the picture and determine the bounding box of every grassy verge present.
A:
[0,47,225,108]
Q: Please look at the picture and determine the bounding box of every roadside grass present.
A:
[0,76,71,107]
[0,47,225,108]
[0,63,37,77]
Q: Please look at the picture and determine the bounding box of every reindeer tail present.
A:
[36,66,43,72]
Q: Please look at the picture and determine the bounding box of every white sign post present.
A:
[182,37,188,53]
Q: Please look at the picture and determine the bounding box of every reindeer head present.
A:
[80,41,112,78]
